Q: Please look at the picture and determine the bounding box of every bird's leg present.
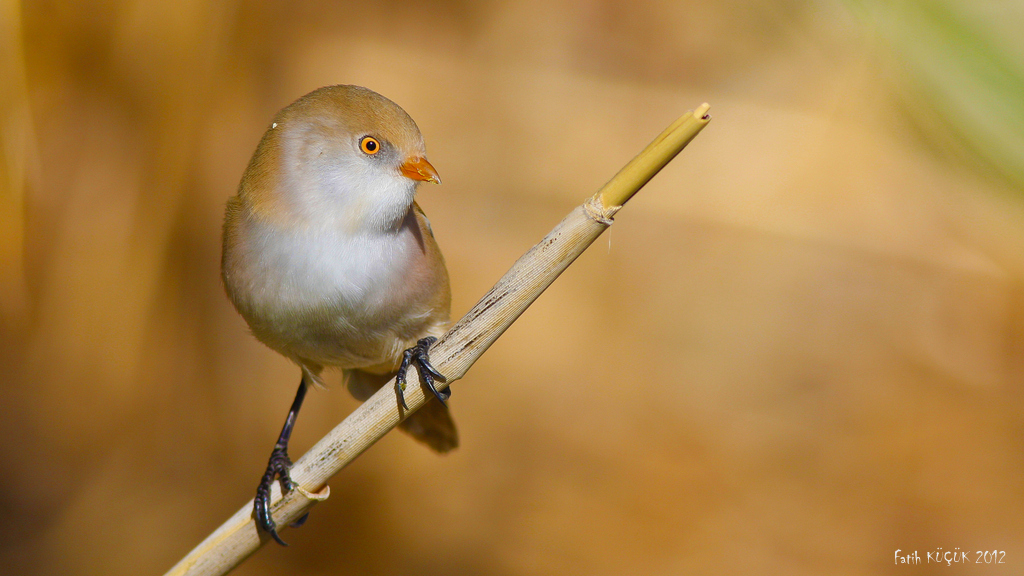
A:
[395,336,449,410]
[254,376,309,546]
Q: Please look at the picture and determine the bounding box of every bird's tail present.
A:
[344,368,458,453]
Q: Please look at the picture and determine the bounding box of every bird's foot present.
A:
[254,443,308,546]
[395,336,449,410]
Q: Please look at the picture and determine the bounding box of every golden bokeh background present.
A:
[2,1,1022,575]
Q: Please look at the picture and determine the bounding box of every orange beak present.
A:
[400,156,441,185]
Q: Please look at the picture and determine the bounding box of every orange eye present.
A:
[359,136,381,155]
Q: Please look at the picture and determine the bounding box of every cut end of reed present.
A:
[595,103,712,212]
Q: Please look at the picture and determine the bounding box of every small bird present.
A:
[221,85,456,545]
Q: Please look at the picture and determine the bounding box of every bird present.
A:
[221,85,456,545]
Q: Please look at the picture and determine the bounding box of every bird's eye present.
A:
[359,136,381,155]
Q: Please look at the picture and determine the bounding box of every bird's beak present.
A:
[400,156,441,185]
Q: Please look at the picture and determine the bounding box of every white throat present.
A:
[290,158,418,234]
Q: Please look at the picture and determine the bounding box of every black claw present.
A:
[395,337,449,408]
[395,350,412,410]
[420,362,450,405]
[255,484,275,539]
[255,444,295,545]
[254,378,309,546]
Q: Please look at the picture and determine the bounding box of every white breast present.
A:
[226,208,439,369]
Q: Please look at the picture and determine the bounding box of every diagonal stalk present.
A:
[164,103,711,576]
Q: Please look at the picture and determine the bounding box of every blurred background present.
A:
[2,0,1023,574]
